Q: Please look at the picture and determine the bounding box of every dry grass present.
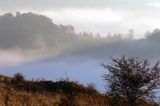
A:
[0,75,158,106]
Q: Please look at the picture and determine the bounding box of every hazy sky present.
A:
[1,1,160,91]
[1,0,160,38]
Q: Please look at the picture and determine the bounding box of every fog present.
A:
[0,12,160,92]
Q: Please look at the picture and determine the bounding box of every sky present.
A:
[1,0,160,38]
[1,0,160,91]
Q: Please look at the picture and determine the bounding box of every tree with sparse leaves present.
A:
[13,72,25,82]
[102,56,160,105]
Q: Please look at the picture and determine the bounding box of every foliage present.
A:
[13,73,25,82]
[102,56,160,105]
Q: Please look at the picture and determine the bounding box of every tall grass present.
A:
[0,74,158,106]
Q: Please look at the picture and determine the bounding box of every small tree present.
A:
[102,56,160,105]
[13,72,25,82]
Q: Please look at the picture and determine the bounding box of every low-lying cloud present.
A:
[0,12,160,66]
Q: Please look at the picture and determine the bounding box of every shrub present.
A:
[13,73,25,82]
[102,56,160,105]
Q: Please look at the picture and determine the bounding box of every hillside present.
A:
[0,74,157,106]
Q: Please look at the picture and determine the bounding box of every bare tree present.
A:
[102,56,160,105]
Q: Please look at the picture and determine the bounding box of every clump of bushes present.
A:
[2,73,98,95]
[12,73,25,82]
